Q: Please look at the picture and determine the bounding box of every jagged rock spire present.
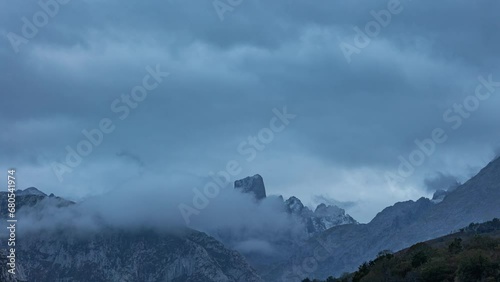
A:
[234,174,267,200]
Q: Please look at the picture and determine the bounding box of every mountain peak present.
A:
[17,187,47,197]
[234,174,267,200]
[285,196,305,214]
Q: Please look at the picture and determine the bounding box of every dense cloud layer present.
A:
[1,0,500,222]
[14,184,307,258]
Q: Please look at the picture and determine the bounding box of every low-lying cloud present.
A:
[424,172,461,193]
[13,184,307,257]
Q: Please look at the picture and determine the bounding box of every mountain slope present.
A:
[0,189,262,282]
[309,218,500,282]
[18,228,262,282]
[276,157,500,281]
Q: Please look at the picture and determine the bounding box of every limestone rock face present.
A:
[234,174,267,200]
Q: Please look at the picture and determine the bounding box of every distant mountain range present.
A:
[274,157,500,281]
[1,157,499,281]
[306,218,500,281]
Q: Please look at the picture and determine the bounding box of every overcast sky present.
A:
[1,0,500,222]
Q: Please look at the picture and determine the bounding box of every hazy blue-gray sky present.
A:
[1,0,499,222]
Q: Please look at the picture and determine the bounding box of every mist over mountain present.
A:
[1,159,499,281]
[0,174,359,281]
[1,188,266,281]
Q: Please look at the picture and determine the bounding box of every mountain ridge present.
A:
[275,157,500,281]
[305,218,500,281]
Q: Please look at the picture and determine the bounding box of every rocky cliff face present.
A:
[17,228,262,282]
[0,189,262,282]
[234,174,267,200]
[275,157,500,281]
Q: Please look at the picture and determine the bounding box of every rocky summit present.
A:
[234,174,267,200]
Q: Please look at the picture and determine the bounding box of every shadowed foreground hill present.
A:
[306,218,500,282]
